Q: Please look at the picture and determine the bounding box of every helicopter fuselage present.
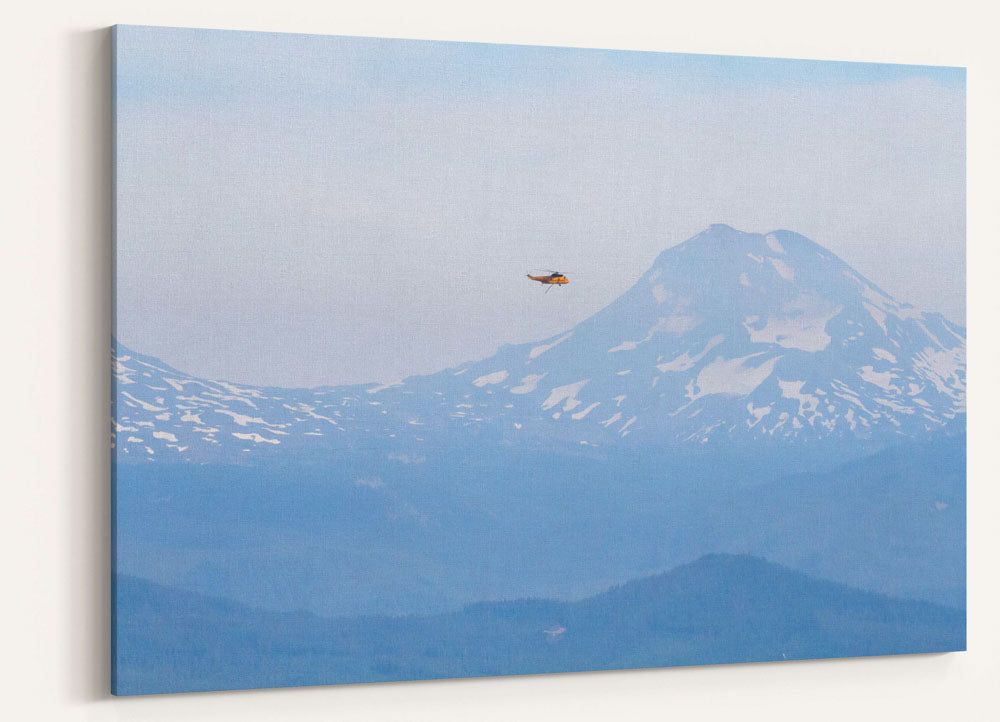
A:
[527,274,569,285]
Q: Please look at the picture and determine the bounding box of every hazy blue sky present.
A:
[114,25,965,387]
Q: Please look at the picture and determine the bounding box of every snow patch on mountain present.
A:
[913,347,965,401]
[747,402,771,428]
[215,409,282,427]
[510,374,546,394]
[608,340,638,353]
[233,432,280,444]
[769,257,795,281]
[863,302,888,333]
[472,370,509,387]
[687,354,782,401]
[657,335,725,373]
[529,332,572,359]
[610,312,700,354]
[367,380,403,394]
[541,380,589,412]
[778,381,822,423]
[121,391,166,412]
[744,296,841,352]
[859,366,899,393]
[571,402,601,420]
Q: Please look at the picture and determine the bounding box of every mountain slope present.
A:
[113,553,966,695]
[112,225,965,463]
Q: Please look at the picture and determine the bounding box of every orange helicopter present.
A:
[526,271,569,289]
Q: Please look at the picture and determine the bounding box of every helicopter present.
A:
[526,271,569,287]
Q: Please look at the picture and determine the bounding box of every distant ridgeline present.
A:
[113,225,965,465]
[113,554,965,695]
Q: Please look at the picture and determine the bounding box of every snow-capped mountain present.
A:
[113,224,965,463]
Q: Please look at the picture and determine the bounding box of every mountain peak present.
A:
[706,222,740,235]
[662,224,829,261]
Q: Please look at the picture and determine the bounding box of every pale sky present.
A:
[114,25,965,388]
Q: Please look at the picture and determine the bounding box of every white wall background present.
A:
[1,1,997,719]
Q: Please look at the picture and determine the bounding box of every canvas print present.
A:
[111,25,966,695]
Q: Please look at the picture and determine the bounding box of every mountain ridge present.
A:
[112,225,965,463]
[113,552,966,695]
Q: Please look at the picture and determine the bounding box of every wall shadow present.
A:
[64,26,112,702]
